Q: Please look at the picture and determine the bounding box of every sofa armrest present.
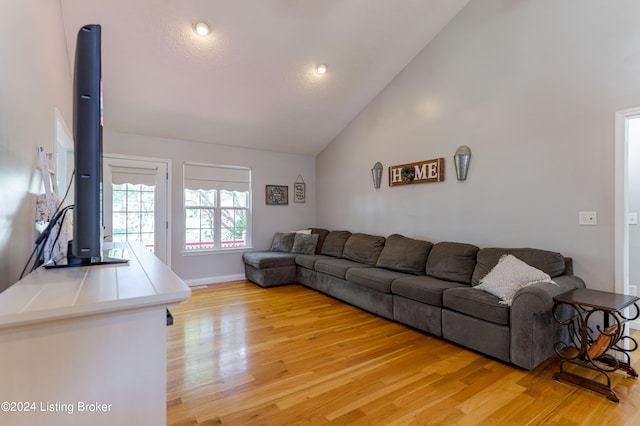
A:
[509,275,586,370]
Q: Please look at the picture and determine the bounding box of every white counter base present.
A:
[0,242,191,426]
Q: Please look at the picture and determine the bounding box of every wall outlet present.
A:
[579,211,597,226]
[630,285,638,297]
[629,213,638,225]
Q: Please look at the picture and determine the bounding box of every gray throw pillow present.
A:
[270,232,295,252]
[291,233,320,254]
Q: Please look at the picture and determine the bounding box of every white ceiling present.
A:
[60,0,470,156]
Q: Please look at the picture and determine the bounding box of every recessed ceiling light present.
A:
[315,64,328,74]
[193,21,210,36]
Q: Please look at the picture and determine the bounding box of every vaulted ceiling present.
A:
[60,0,470,156]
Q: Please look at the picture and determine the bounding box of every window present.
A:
[112,183,155,251]
[109,164,159,254]
[183,163,251,251]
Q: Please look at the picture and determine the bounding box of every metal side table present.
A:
[552,288,639,402]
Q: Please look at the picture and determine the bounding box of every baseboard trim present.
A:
[183,274,246,287]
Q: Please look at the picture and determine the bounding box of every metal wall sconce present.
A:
[454,145,471,181]
[371,162,383,188]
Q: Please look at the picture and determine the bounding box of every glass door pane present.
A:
[112,183,156,253]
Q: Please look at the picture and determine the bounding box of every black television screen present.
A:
[43,24,127,268]
[72,24,102,259]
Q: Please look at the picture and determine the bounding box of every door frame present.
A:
[103,153,172,267]
[614,107,640,329]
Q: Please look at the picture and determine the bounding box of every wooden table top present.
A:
[554,288,639,312]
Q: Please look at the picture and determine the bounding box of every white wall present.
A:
[105,131,315,284]
[0,1,72,291]
[316,0,640,291]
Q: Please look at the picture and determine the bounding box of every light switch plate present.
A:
[579,211,597,226]
[629,213,638,225]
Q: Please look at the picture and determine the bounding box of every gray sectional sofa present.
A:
[242,229,585,370]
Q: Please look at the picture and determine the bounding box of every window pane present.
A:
[140,190,155,211]
[113,213,127,234]
[220,190,233,207]
[113,188,127,212]
[185,229,201,247]
[200,189,216,207]
[127,213,141,233]
[127,190,140,211]
[221,208,247,247]
[237,191,248,207]
[185,209,201,229]
[220,190,249,207]
[201,209,215,229]
[184,189,200,207]
[141,213,154,232]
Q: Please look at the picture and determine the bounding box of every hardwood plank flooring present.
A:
[167,281,640,425]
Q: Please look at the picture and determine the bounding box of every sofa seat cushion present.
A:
[472,247,566,286]
[242,251,297,269]
[426,242,479,284]
[442,286,510,326]
[315,258,372,280]
[343,233,386,265]
[376,234,433,275]
[392,276,466,307]
[345,268,411,294]
[295,254,330,270]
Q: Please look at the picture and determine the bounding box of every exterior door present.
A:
[103,155,169,264]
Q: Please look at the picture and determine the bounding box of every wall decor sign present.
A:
[265,185,288,205]
[388,158,445,187]
[294,175,305,203]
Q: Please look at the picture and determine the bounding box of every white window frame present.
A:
[183,162,252,254]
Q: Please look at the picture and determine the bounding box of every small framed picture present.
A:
[294,182,305,203]
[265,185,288,205]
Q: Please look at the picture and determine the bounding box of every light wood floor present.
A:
[167,281,640,425]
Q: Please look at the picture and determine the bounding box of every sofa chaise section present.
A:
[243,251,298,288]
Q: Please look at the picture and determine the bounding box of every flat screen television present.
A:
[73,24,102,260]
[45,24,127,268]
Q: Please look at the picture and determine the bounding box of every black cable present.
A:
[47,206,73,263]
[29,205,74,273]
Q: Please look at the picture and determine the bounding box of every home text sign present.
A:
[388,158,445,187]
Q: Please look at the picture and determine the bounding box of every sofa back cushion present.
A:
[471,247,566,286]
[310,228,330,253]
[343,233,386,265]
[376,234,433,275]
[320,230,352,258]
[426,242,479,284]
